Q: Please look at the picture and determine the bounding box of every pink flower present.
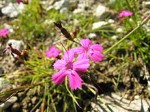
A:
[45,45,61,58]
[16,0,22,4]
[0,28,9,37]
[72,38,104,62]
[118,10,133,18]
[52,50,90,90]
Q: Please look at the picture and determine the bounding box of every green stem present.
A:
[65,77,80,108]
[104,17,149,54]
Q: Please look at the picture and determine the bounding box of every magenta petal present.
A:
[45,45,60,58]
[67,71,83,90]
[80,38,91,48]
[63,50,74,62]
[77,53,88,60]
[0,28,9,37]
[73,59,90,72]
[52,70,67,84]
[71,47,84,54]
[90,44,103,52]
[45,51,52,58]
[89,51,104,62]
[118,10,133,18]
[53,59,66,70]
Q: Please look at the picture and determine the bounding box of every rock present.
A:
[31,96,38,105]
[134,95,140,99]
[73,19,79,25]
[35,109,40,112]
[108,19,115,24]
[22,97,31,109]
[40,0,55,10]
[79,0,95,7]
[47,0,69,11]
[7,39,25,51]
[73,3,87,14]
[94,4,110,19]
[116,27,124,33]
[73,7,85,14]
[88,33,97,38]
[60,7,68,14]
[111,35,118,40]
[0,78,10,90]
[73,0,95,14]
[0,96,17,111]
[1,3,25,18]
[22,102,28,109]
[11,103,21,112]
[142,1,150,9]
[18,91,25,98]
[22,97,31,104]
[92,21,108,30]
[5,39,25,60]
[91,93,150,112]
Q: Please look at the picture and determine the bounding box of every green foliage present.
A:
[104,0,150,97]
[46,9,68,21]
[1,0,149,111]
[12,0,46,44]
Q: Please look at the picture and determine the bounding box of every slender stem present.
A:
[73,40,81,46]
[104,17,149,54]
[65,77,80,108]
[60,42,68,51]
[82,83,98,95]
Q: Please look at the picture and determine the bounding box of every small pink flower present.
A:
[52,50,90,90]
[45,45,61,58]
[118,10,133,18]
[72,38,104,62]
[16,0,22,4]
[0,28,9,37]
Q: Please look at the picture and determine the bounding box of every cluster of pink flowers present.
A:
[118,10,133,18]
[46,38,104,90]
[0,28,9,37]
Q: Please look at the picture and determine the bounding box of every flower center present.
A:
[83,46,89,53]
[66,61,73,70]
[51,50,54,54]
